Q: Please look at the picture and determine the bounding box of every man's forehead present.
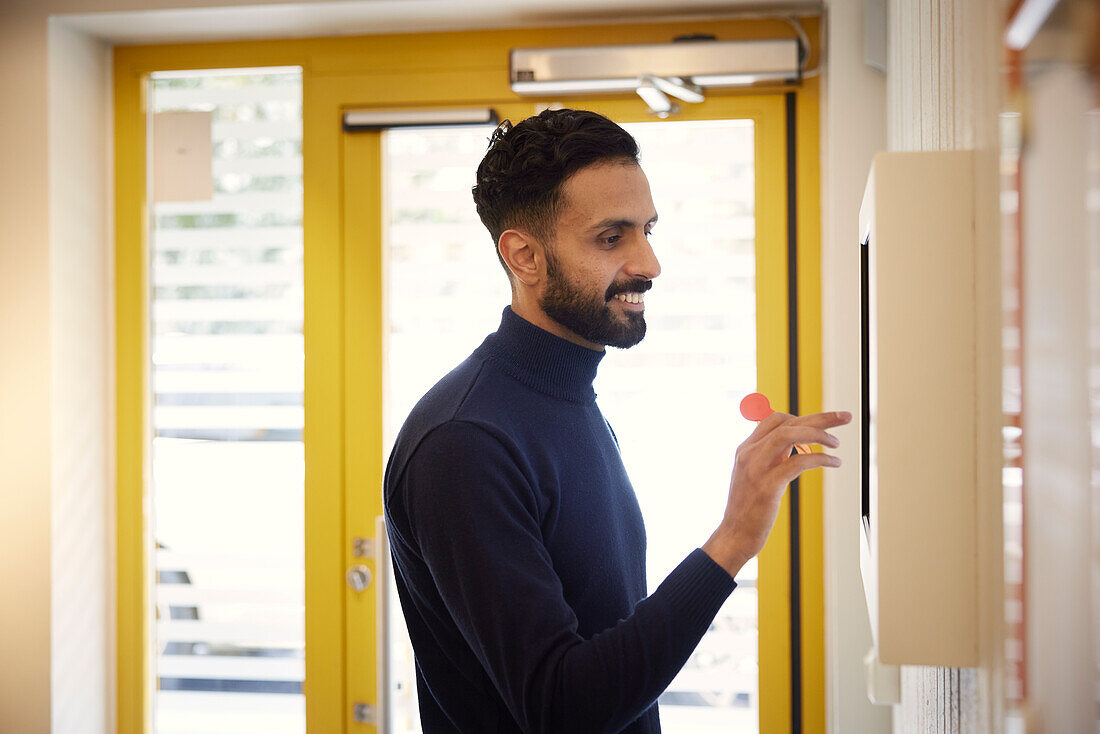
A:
[559,161,657,224]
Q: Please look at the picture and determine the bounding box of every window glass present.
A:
[150,67,305,734]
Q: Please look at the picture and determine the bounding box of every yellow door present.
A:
[343,96,790,734]
[116,18,822,734]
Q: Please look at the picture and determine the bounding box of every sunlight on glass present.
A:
[383,118,758,733]
[150,67,305,734]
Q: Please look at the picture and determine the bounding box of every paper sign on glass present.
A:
[153,110,213,203]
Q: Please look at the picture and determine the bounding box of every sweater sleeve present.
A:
[399,420,736,734]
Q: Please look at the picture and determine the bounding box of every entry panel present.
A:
[859,151,984,668]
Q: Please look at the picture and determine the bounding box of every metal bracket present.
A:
[353,702,377,725]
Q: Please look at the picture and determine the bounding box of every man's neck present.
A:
[510,299,605,353]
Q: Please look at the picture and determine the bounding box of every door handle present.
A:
[346,564,372,592]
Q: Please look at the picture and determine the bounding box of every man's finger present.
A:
[783,410,853,430]
[765,424,840,455]
[775,451,843,483]
[747,410,794,442]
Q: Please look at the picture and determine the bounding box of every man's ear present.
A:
[497,229,543,286]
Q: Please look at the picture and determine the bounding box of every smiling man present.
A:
[382,108,850,734]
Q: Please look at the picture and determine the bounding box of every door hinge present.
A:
[352,536,377,558]
[353,702,377,725]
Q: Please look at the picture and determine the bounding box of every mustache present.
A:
[605,279,653,300]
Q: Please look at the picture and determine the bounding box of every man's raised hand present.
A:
[702,410,853,577]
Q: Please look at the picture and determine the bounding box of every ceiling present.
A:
[56,0,822,45]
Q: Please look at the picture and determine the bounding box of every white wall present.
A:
[819,1,892,732]
[48,18,114,734]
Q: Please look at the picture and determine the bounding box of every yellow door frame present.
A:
[114,17,822,734]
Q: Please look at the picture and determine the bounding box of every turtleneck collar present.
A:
[476,306,605,404]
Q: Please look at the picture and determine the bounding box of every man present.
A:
[383,108,850,733]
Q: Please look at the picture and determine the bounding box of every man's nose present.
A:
[626,234,661,281]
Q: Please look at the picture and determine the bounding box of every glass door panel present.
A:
[382,117,759,733]
[383,125,511,444]
[602,120,758,732]
[149,68,306,734]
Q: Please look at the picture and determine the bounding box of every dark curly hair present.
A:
[472,108,639,275]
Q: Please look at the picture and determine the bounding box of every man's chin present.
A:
[539,294,647,349]
[603,314,647,349]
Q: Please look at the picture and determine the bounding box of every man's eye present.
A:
[602,235,622,246]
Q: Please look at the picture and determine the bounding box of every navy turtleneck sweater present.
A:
[383,307,736,734]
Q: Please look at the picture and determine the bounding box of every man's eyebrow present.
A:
[589,214,659,231]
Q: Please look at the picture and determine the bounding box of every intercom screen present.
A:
[860,234,871,538]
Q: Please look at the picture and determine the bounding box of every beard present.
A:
[539,251,651,349]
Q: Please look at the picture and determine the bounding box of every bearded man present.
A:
[382,108,850,734]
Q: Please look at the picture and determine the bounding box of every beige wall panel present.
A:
[0,4,54,733]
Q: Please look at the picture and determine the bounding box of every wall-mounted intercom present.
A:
[859,151,984,669]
